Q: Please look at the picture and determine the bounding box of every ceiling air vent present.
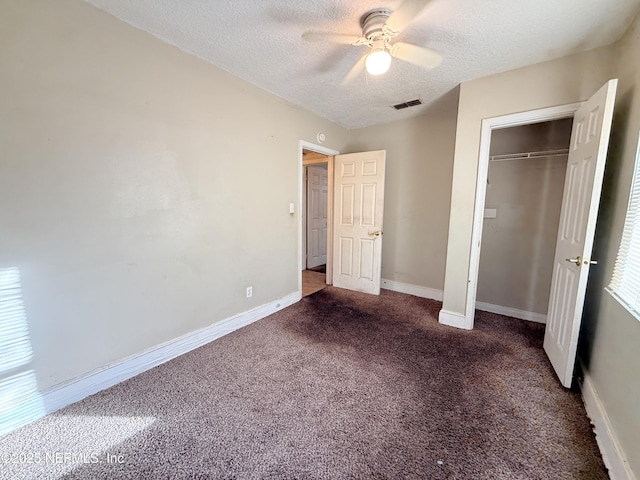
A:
[392,99,422,110]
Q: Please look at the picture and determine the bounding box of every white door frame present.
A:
[298,141,339,297]
[465,103,582,327]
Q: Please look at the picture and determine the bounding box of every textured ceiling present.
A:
[85,0,640,129]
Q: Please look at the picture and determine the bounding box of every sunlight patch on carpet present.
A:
[0,415,155,479]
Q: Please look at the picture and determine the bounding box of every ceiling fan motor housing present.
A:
[361,9,391,40]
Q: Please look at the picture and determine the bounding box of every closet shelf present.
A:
[489,148,569,162]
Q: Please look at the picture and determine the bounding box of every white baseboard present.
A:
[381,278,443,301]
[579,364,636,480]
[475,301,547,324]
[36,292,300,424]
[381,278,472,330]
[438,309,473,330]
[381,279,545,324]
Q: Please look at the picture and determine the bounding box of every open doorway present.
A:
[454,102,582,330]
[476,118,573,322]
[300,145,336,297]
[303,152,328,296]
[298,144,387,298]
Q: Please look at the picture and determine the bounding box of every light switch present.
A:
[289,203,295,214]
[484,208,497,219]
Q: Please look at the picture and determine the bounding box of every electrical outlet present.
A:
[246,286,253,298]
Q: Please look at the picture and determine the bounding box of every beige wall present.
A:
[580,12,640,475]
[441,46,616,320]
[478,121,571,314]
[489,119,574,155]
[347,94,458,290]
[0,0,349,390]
[478,156,566,315]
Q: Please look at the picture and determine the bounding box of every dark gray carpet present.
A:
[0,287,607,479]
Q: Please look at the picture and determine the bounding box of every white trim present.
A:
[298,141,339,294]
[606,287,640,323]
[39,292,299,421]
[580,364,636,480]
[475,301,547,324]
[438,309,473,330]
[381,279,443,301]
[381,279,546,324]
[464,102,582,328]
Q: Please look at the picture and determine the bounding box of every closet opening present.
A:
[476,118,573,323]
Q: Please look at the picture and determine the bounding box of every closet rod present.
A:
[490,148,569,162]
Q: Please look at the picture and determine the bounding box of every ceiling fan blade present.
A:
[341,55,367,85]
[302,31,363,45]
[391,42,442,69]
[385,0,431,34]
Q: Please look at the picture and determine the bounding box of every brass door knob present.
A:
[565,256,582,266]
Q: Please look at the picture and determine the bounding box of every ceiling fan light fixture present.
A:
[304,1,443,84]
[365,48,392,75]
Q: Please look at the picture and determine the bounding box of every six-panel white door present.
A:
[333,150,386,295]
[544,79,617,388]
[307,165,328,269]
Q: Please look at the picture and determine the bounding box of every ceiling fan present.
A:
[302,0,442,84]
